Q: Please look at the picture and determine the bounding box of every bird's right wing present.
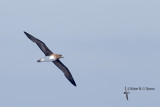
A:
[24,31,53,56]
[126,94,128,100]
[53,60,76,86]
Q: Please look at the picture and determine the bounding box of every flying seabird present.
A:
[24,31,76,86]
[124,86,130,100]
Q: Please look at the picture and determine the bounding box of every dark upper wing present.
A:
[125,86,127,92]
[24,31,53,56]
[53,60,76,86]
[126,94,128,100]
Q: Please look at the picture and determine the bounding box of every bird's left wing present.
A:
[24,31,53,56]
[53,60,76,86]
[125,86,127,92]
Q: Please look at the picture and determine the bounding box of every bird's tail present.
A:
[37,59,41,62]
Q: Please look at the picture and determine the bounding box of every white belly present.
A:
[40,56,56,62]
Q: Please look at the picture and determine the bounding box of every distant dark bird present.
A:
[24,31,76,86]
[124,86,130,100]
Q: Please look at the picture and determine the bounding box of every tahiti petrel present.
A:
[24,31,76,86]
[124,86,130,100]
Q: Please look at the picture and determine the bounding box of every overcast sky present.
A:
[0,0,160,107]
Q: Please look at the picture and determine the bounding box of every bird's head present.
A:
[56,54,64,59]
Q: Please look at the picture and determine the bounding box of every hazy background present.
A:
[0,0,159,106]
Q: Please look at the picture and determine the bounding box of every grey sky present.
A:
[0,0,159,107]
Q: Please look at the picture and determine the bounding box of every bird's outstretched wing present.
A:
[125,86,127,92]
[53,60,76,86]
[24,31,53,56]
[126,93,128,100]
